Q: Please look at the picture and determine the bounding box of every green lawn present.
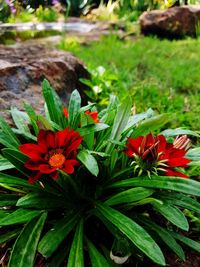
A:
[58,35,200,131]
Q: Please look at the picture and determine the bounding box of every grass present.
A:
[58,35,200,131]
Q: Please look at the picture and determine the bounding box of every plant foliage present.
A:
[0,79,200,266]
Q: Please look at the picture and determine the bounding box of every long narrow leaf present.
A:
[2,148,29,177]
[0,155,14,171]
[0,117,20,148]
[16,192,66,209]
[68,89,81,127]
[153,202,189,231]
[155,192,200,214]
[86,238,111,267]
[8,212,47,267]
[0,173,38,190]
[96,203,165,266]
[109,176,200,197]
[136,216,185,260]
[0,209,42,226]
[0,194,19,207]
[42,79,63,126]
[38,212,79,258]
[106,97,132,154]
[105,187,154,206]
[131,114,169,138]
[0,229,21,245]
[77,150,99,176]
[170,232,200,252]
[67,219,84,267]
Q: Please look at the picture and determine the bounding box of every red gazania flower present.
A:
[19,128,83,184]
[85,110,100,124]
[63,107,69,119]
[124,133,191,178]
[63,107,99,124]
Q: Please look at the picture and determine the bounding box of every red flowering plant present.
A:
[0,79,200,267]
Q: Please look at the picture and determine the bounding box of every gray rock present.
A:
[0,44,90,115]
[139,6,200,39]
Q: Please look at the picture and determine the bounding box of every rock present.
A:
[0,44,90,115]
[139,6,200,39]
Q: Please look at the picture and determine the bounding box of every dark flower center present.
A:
[49,153,65,168]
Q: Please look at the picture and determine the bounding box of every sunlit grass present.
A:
[58,35,200,131]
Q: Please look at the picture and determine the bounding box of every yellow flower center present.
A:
[49,154,65,168]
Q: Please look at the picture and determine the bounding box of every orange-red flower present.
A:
[63,107,68,119]
[85,111,99,123]
[19,128,83,184]
[124,133,191,178]
[63,107,99,124]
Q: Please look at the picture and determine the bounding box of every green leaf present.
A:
[0,116,20,148]
[153,202,189,231]
[96,203,165,266]
[0,173,38,190]
[8,212,47,267]
[109,176,200,197]
[170,231,200,252]
[122,108,155,134]
[67,219,84,267]
[17,192,66,210]
[2,148,29,177]
[23,102,39,135]
[77,150,99,176]
[68,89,81,127]
[0,210,11,219]
[0,194,19,207]
[106,97,132,154]
[0,132,18,149]
[137,216,185,261]
[105,187,154,206]
[77,123,109,136]
[0,155,14,171]
[131,114,170,138]
[186,148,200,162]
[0,209,42,226]
[10,107,36,141]
[42,79,63,126]
[86,238,111,267]
[161,128,199,137]
[38,212,79,258]
[155,192,200,214]
[36,114,54,131]
[0,229,21,244]
[48,240,68,267]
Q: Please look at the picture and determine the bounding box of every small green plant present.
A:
[0,80,200,266]
[35,5,58,22]
[80,65,119,105]
[87,0,120,21]
[0,0,11,22]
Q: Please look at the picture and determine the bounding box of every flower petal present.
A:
[37,130,48,152]
[46,131,56,149]
[64,137,83,158]
[28,172,42,184]
[55,127,69,147]
[126,136,143,155]
[167,157,191,167]
[165,169,189,178]
[51,171,59,180]
[19,144,43,159]
[25,159,43,170]
[85,111,99,123]
[62,159,79,174]
[39,164,56,174]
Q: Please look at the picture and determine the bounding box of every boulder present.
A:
[0,44,90,116]
[139,6,200,39]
